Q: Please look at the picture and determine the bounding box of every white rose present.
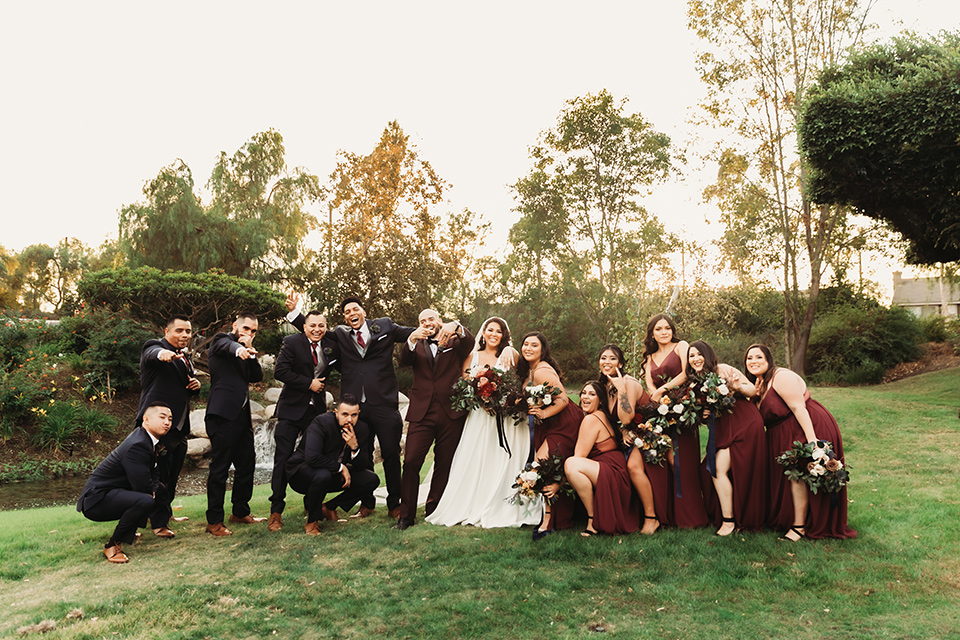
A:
[527,396,536,406]
[717,384,729,395]
[530,461,540,469]
[543,395,552,405]
[812,447,828,461]
[810,463,825,476]
[673,404,684,414]
[634,437,644,448]
[520,471,539,483]
[658,404,669,415]
[653,426,662,434]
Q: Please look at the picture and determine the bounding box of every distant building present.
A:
[891,271,960,317]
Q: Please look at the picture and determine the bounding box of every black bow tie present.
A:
[427,338,439,345]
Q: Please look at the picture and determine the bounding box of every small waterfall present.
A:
[253,420,277,467]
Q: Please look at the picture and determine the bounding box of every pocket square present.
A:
[376,334,388,341]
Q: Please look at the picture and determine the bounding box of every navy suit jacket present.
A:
[206,332,264,421]
[286,411,372,477]
[274,332,339,421]
[77,427,157,513]
[136,337,198,431]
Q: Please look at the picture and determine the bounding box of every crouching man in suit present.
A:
[285,393,379,535]
[77,403,172,563]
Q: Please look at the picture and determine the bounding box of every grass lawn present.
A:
[2,369,959,639]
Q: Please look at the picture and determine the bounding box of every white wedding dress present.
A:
[427,351,541,528]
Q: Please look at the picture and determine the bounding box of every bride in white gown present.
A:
[427,317,541,528]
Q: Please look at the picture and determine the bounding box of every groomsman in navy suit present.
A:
[204,312,266,536]
[77,403,172,563]
[395,309,472,529]
[136,315,200,538]
[269,309,339,531]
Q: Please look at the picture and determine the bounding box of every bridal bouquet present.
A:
[507,453,571,505]
[776,440,850,494]
[625,421,672,466]
[676,372,737,430]
[451,365,517,414]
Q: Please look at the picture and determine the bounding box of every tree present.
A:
[119,130,322,284]
[688,0,875,375]
[318,121,484,322]
[78,267,287,361]
[13,244,55,312]
[799,32,960,265]
[0,245,20,310]
[508,90,676,328]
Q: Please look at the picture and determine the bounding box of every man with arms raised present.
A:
[268,308,339,531]
[395,308,472,529]
[285,393,379,535]
[204,311,266,536]
[77,403,172,563]
[136,314,200,538]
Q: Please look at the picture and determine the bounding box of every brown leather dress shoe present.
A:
[304,521,321,536]
[388,507,401,520]
[229,514,267,524]
[206,523,233,536]
[152,527,176,538]
[320,505,339,522]
[349,506,376,519]
[267,513,283,531]
[104,544,129,563]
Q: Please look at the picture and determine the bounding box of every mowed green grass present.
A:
[2,369,959,639]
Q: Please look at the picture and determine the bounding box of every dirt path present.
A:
[882,342,960,383]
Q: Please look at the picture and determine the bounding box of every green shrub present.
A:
[78,405,118,436]
[807,305,921,384]
[0,367,55,429]
[917,315,951,343]
[31,402,79,453]
[58,309,154,392]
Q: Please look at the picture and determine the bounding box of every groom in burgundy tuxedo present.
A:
[395,309,473,529]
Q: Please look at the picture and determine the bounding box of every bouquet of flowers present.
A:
[507,452,571,505]
[624,421,672,466]
[504,382,565,425]
[642,394,687,433]
[775,440,850,494]
[676,371,737,430]
[451,365,516,414]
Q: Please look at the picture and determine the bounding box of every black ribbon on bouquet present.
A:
[495,413,512,457]
[670,428,682,499]
[526,415,536,464]
[705,411,718,479]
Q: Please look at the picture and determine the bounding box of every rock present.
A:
[262,403,276,420]
[264,387,282,403]
[189,409,207,438]
[325,391,335,410]
[186,437,212,458]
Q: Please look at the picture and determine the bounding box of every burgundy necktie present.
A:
[311,342,319,366]
[355,330,366,348]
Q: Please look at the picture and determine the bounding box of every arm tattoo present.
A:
[619,396,632,413]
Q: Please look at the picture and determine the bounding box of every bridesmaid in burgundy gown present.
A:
[744,344,856,541]
[643,314,708,529]
[685,341,767,535]
[516,331,583,538]
[598,344,660,534]
[565,381,639,536]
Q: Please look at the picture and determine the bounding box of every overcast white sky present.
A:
[1,1,955,287]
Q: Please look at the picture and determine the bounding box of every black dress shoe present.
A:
[393,519,415,530]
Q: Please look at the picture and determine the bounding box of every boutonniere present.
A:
[369,323,382,335]
[155,445,167,457]
[322,347,333,356]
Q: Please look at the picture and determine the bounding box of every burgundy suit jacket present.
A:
[400,327,474,424]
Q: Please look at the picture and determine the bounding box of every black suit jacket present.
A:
[206,332,264,421]
[136,337,198,431]
[77,427,158,513]
[274,332,339,421]
[399,328,475,423]
[291,314,414,407]
[286,411,372,477]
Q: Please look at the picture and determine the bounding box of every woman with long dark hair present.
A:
[640,314,708,529]
[428,317,539,528]
[516,331,583,539]
[743,344,856,540]
[597,344,659,535]
[565,381,639,535]
[685,340,766,535]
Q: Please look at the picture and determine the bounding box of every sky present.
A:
[1,1,956,291]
